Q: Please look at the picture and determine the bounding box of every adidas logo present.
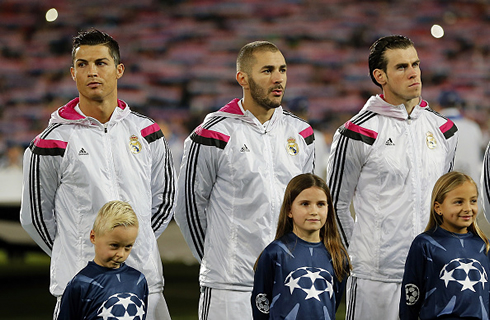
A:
[385,138,395,146]
[79,148,89,155]
[240,144,250,153]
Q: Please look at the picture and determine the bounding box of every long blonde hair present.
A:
[427,171,489,253]
[272,173,351,281]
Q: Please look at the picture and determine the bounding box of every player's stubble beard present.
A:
[248,76,284,111]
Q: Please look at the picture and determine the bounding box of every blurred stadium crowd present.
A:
[0,0,489,172]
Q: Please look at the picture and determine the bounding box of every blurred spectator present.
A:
[437,90,484,183]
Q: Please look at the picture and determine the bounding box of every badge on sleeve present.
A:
[426,131,437,149]
[287,137,299,156]
[129,135,142,154]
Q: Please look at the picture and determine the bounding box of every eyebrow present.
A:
[395,59,420,68]
[75,57,111,64]
[261,64,287,70]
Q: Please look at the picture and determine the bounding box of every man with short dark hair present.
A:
[175,40,315,319]
[20,29,175,320]
[327,35,458,320]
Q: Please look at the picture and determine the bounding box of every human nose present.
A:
[115,248,125,258]
[88,63,98,77]
[407,66,418,79]
[272,70,284,84]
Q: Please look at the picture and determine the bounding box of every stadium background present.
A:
[0,0,489,319]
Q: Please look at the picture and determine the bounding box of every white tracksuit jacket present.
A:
[20,98,175,296]
[175,98,315,291]
[327,94,458,282]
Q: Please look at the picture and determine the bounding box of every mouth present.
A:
[87,81,102,88]
[270,86,283,96]
[460,215,473,221]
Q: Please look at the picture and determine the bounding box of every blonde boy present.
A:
[57,201,148,320]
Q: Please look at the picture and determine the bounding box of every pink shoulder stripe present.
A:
[299,126,314,139]
[218,99,243,115]
[195,125,230,142]
[344,121,378,139]
[33,136,68,149]
[141,123,161,137]
[440,118,455,133]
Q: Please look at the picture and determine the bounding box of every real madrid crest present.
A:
[287,137,299,156]
[129,135,142,154]
[426,131,437,149]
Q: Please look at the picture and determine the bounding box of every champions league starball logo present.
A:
[440,258,488,292]
[284,266,334,301]
[97,292,146,320]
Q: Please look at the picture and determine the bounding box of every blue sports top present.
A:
[400,227,490,320]
[252,232,346,320]
[57,261,148,320]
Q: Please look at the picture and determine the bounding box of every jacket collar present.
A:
[211,98,283,133]
[50,97,130,126]
[363,94,429,120]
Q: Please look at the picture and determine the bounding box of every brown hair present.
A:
[236,40,280,75]
[257,173,351,281]
[427,171,489,253]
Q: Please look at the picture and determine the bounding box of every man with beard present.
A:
[175,41,315,319]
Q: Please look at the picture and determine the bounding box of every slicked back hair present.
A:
[72,28,121,67]
[368,35,414,88]
[236,41,280,75]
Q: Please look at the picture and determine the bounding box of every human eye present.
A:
[318,202,326,207]
[300,201,309,206]
[77,61,86,68]
[110,243,118,249]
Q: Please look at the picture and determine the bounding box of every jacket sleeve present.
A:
[399,237,426,320]
[147,126,176,238]
[481,142,490,223]
[251,249,274,320]
[20,137,62,256]
[445,124,458,174]
[326,128,365,247]
[174,127,222,262]
[301,126,315,174]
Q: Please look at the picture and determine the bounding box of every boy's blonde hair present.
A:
[92,200,139,236]
[427,171,489,253]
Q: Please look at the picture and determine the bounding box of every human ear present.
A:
[116,63,125,79]
[434,202,443,215]
[373,69,386,86]
[90,230,96,244]
[70,67,76,81]
[236,71,248,88]
[288,211,293,218]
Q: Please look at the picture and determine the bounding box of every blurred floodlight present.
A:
[431,24,444,38]
[46,8,58,22]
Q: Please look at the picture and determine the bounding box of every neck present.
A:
[79,97,117,124]
[241,96,276,124]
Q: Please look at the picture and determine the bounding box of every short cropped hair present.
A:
[92,201,139,236]
[368,35,414,88]
[236,41,280,75]
[72,28,121,66]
